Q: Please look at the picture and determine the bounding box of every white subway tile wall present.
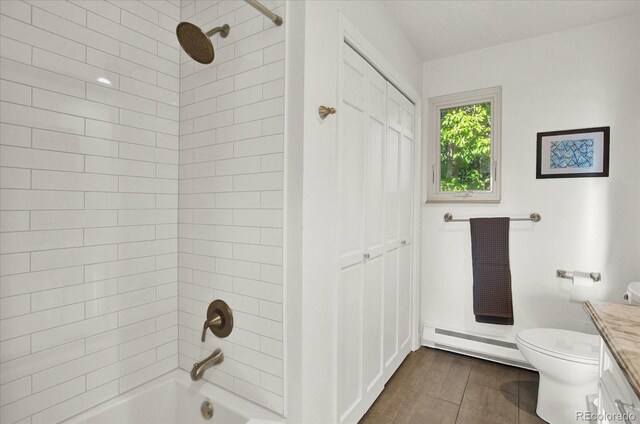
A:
[178,0,285,414]
[0,1,181,423]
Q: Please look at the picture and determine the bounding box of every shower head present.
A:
[176,22,230,64]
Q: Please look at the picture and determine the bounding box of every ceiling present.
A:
[383,0,640,61]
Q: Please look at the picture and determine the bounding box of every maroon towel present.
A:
[469,217,514,325]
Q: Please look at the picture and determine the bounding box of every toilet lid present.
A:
[517,328,600,364]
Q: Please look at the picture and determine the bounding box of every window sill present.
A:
[425,193,501,204]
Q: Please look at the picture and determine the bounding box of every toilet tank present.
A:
[626,282,640,304]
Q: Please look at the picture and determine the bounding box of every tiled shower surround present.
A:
[0,0,285,422]
[177,0,285,414]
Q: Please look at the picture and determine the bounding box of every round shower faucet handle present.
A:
[200,299,234,341]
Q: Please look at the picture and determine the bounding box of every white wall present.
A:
[284,1,422,422]
[421,15,640,342]
[177,0,286,415]
[0,1,181,423]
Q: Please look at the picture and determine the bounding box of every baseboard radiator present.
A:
[422,325,534,370]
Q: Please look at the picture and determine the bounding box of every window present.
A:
[426,86,501,203]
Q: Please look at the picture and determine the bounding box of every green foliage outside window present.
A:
[439,102,492,192]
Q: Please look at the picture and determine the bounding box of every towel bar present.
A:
[443,213,541,223]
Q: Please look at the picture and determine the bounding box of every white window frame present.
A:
[426,86,502,203]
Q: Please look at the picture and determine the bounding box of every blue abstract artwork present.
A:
[549,139,594,169]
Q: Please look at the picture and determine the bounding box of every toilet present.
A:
[516,328,600,424]
[626,282,640,304]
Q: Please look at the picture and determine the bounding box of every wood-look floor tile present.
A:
[467,358,520,395]
[518,369,539,383]
[368,355,423,418]
[406,346,437,370]
[456,383,519,424]
[411,351,471,405]
[394,390,459,424]
[362,348,544,424]
[393,348,435,386]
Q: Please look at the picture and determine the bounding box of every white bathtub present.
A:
[63,370,283,424]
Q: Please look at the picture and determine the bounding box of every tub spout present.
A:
[190,348,224,381]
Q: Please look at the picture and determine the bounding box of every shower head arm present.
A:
[205,24,230,39]
[244,0,283,26]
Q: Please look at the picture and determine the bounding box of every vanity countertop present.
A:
[584,300,640,398]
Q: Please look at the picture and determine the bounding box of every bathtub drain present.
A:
[201,400,214,420]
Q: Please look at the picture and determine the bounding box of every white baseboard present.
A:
[421,324,534,370]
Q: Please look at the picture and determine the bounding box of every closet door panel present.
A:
[398,133,413,239]
[387,93,400,128]
[339,263,364,420]
[384,126,399,246]
[393,85,414,355]
[401,105,414,136]
[339,102,365,259]
[339,55,366,260]
[378,84,414,380]
[364,50,386,256]
[365,113,385,253]
[362,67,386,396]
[383,249,399,367]
[338,44,384,423]
[398,243,412,350]
[363,255,384,393]
[343,53,365,106]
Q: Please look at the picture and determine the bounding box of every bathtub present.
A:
[63,370,283,424]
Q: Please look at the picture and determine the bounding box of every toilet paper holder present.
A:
[556,269,601,282]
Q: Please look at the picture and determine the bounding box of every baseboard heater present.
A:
[422,324,534,370]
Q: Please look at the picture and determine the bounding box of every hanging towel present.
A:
[469,217,514,325]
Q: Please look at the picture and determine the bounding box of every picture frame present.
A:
[536,126,610,179]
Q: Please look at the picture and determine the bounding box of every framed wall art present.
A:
[536,126,609,179]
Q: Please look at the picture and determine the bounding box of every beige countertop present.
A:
[584,300,640,399]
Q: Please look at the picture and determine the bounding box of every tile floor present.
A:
[359,347,547,424]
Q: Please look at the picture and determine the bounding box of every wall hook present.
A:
[318,106,336,119]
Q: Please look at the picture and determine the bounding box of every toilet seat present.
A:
[516,328,599,365]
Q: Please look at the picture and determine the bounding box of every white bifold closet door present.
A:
[338,44,415,424]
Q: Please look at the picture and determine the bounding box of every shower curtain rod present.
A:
[443,213,541,223]
[244,0,283,26]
